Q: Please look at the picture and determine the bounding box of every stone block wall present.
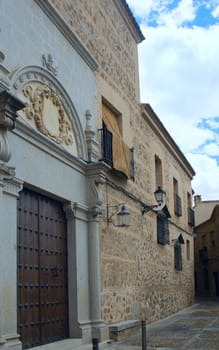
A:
[49,0,140,105]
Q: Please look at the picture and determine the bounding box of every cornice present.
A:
[34,0,98,71]
[141,103,195,179]
[113,0,145,44]
[14,119,87,176]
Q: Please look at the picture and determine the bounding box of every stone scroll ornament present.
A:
[0,91,25,162]
[22,84,74,146]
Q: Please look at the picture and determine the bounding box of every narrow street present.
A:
[105,299,219,350]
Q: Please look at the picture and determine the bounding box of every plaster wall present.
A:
[9,132,88,204]
[0,0,97,131]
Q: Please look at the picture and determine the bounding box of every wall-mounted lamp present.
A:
[106,203,130,227]
[142,187,166,215]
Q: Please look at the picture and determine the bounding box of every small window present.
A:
[157,212,169,245]
[155,155,163,188]
[186,239,190,260]
[173,178,182,216]
[187,192,195,226]
[175,242,182,271]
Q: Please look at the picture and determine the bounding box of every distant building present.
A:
[194,196,219,298]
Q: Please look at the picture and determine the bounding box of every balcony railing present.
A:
[98,123,113,166]
[98,124,135,180]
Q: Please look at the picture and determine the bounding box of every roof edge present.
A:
[141,103,195,179]
[114,0,145,43]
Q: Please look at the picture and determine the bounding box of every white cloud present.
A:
[138,24,219,149]
[202,142,219,155]
[206,118,219,129]
[126,0,173,21]
[157,0,197,27]
[125,1,219,200]
[186,153,219,199]
[212,5,219,17]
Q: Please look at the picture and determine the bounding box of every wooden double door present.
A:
[17,189,69,349]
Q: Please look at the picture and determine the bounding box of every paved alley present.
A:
[105,299,219,350]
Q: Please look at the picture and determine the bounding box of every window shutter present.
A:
[164,217,170,244]
[130,147,135,181]
[175,243,182,271]
[157,215,165,245]
[157,213,169,245]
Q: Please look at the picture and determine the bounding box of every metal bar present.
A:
[141,320,147,350]
[92,338,99,350]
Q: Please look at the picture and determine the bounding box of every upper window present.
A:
[186,239,190,260]
[173,178,182,216]
[174,233,185,271]
[187,192,195,226]
[155,155,163,188]
[174,242,183,271]
[99,102,134,179]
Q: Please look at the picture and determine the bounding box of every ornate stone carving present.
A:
[10,66,87,159]
[0,51,11,90]
[86,162,110,218]
[42,54,58,76]
[21,83,74,147]
[0,91,25,162]
[85,110,99,162]
[0,162,16,180]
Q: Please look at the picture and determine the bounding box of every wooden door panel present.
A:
[17,189,68,349]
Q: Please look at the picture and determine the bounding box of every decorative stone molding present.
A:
[85,110,99,162]
[42,54,58,76]
[0,51,11,90]
[0,163,23,197]
[0,90,25,162]
[63,201,88,222]
[0,332,21,350]
[21,83,74,147]
[10,65,87,159]
[86,162,110,218]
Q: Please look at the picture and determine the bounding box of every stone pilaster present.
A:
[85,110,99,163]
[63,202,90,340]
[86,162,110,342]
[0,165,23,350]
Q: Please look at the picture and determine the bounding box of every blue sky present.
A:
[126,0,219,200]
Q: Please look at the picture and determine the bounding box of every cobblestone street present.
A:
[105,300,219,350]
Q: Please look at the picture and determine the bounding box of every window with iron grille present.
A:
[101,122,113,166]
[174,243,182,271]
[188,207,195,226]
[157,212,169,245]
[173,178,182,216]
[99,104,135,180]
[174,193,182,216]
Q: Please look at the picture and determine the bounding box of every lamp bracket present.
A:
[142,202,165,215]
[106,203,124,224]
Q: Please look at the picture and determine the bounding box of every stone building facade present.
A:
[194,198,219,298]
[0,0,195,349]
